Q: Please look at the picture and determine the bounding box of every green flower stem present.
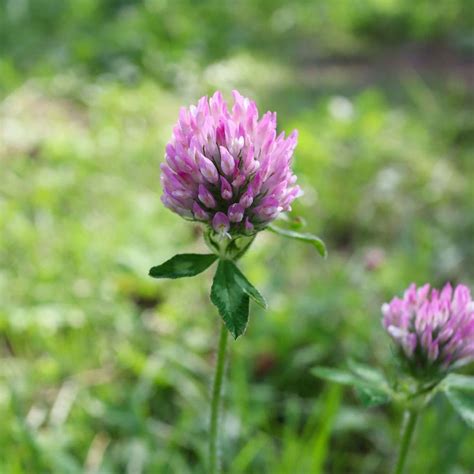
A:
[394,408,419,474]
[209,321,229,474]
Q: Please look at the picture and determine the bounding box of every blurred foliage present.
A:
[1,0,474,92]
[1,0,474,472]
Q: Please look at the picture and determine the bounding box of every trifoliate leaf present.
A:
[443,373,474,392]
[276,214,307,230]
[444,387,474,428]
[267,224,327,257]
[210,259,250,339]
[311,367,359,385]
[347,360,389,386]
[149,253,218,279]
[226,260,267,309]
[355,386,391,407]
[312,365,391,407]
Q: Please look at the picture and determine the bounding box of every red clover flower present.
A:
[161,90,301,238]
[382,283,474,374]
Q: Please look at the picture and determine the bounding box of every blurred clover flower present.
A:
[382,283,474,375]
[313,281,474,474]
[381,282,474,473]
[161,90,301,239]
[150,91,325,474]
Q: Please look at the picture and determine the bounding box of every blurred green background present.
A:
[1,0,473,472]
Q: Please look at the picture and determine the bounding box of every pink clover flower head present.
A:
[161,91,301,236]
[382,283,474,374]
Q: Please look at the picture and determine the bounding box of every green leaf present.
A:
[346,360,391,406]
[445,388,474,428]
[226,260,267,309]
[267,224,327,257]
[311,367,359,385]
[355,386,391,407]
[210,260,250,339]
[276,214,307,230]
[443,373,474,392]
[347,360,388,386]
[312,366,391,407]
[149,253,218,279]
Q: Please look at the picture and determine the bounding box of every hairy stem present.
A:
[209,322,229,474]
[394,409,419,474]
